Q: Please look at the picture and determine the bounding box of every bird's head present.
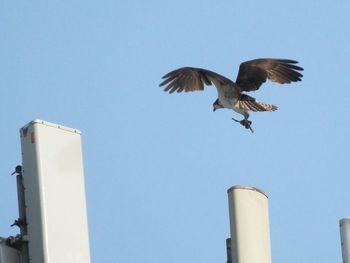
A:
[213,99,224,112]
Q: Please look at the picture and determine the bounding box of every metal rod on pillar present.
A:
[225,238,232,263]
[340,218,350,263]
[12,165,30,263]
[227,185,272,263]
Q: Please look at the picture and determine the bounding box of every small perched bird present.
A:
[159,58,303,132]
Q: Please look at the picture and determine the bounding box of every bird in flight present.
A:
[159,58,303,132]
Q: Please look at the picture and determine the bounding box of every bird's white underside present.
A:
[211,79,246,115]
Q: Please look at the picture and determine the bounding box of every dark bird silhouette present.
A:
[159,58,303,132]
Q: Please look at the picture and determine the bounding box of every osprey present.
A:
[159,58,303,132]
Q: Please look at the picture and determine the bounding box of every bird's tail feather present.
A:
[238,100,277,112]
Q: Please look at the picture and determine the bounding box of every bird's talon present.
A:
[242,120,252,127]
[244,121,254,133]
[232,118,254,133]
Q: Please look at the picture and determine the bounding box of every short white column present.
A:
[227,186,272,263]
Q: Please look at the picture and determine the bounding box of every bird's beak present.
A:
[213,108,216,112]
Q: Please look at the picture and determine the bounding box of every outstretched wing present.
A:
[235,58,303,92]
[159,67,233,93]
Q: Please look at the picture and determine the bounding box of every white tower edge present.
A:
[20,119,91,263]
[340,218,350,263]
[227,186,272,263]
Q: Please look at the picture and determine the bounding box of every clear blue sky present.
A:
[1,0,350,262]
